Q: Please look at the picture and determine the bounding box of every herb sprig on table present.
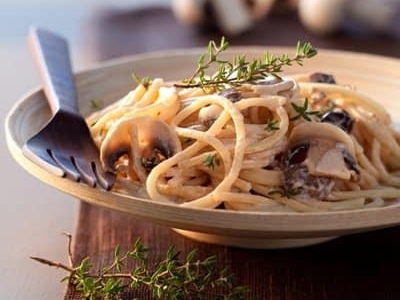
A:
[175,37,317,90]
[31,233,249,300]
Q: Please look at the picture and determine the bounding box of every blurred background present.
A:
[1,0,400,298]
[1,0,169,103]
[2,0,400,113]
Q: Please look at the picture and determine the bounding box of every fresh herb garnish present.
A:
[175,38,317,90]
[89,99,103,110]
[290,98,321,121]
[203,154,221,170]
[265,119,280,131]
[268,187,303,198]
[132,73,152,88]
[31,234,249,300]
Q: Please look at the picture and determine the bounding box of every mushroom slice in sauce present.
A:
[289,122,356,157]
[320,109,354,133]
[218,88,242,102]
[198,104,223,128]
[309,72,336,84]
[282,122,359,200]
[199,88,243,128]
[252,76,295,97]
[284,165,334,200]
[100,116,181,182]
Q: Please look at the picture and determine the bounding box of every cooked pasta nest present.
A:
[86,73,400,212]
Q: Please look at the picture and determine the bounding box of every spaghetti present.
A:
[86,73,400,212]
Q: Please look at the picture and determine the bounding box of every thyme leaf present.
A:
[203,154,221,170]
[265,119,280,132]
[175,38,317,89]
[132,73,152,88]
[290,98,321,121]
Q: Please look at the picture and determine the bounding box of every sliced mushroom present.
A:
[252,76,295,97]
[282,122,359,200]
[284,143,310,167]
[288,122,355,156]
[320,109,354,133]
[100,116,182,182]
[198,104,223,128]
[218,88,242,102]
[283,164,334,200]
[198,88,243,128]
[255,75,282,85]
[309,72,336,84]
[308,140,357,180]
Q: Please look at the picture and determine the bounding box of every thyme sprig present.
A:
[290,98,321,121]
[175,38,317,90]
[31,234,249,299]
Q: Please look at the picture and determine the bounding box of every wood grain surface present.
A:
[64,7,400,299]
[64,202,400,299]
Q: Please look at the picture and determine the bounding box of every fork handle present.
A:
[28,27,80,114]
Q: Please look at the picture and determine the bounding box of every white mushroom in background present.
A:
[171,0,276,35]
[299,0,400,36]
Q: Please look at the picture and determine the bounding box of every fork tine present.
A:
[73,157,97,187]
[94,164,116,191]
[22,142,65,177]
[51,152,81,181]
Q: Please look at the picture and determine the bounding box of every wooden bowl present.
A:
[6,47,400,249]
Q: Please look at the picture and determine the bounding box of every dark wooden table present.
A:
[65,7,400,299]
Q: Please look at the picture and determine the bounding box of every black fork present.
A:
[23,27,115,190]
